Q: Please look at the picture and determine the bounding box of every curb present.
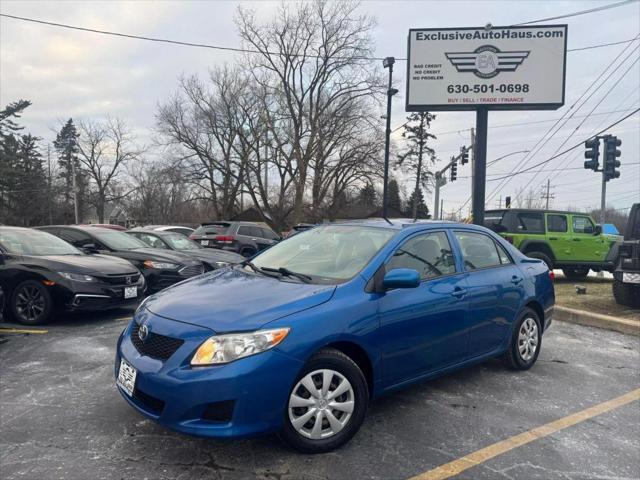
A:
[554,305,640,336]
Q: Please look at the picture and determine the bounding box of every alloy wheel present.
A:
[288,369,355,440]
[15,285,45,323]
[518,317,539,362]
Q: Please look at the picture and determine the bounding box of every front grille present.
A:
[179,264,204,277]
[103,273,141,285]
[133,387,165,414]
[130,323,184,361]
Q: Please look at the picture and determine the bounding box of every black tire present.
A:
[526,251,553,270]
[503,307,542,371]
[562,267,590,280]
[240,247,256,258]
[612,279,640,308]
[279,348,369,453]
[10,280,53,325]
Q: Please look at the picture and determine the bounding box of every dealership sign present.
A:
[406,25,567,111]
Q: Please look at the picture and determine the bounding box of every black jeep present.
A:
[613,203,640,307]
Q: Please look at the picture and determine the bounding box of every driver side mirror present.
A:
[594,225,602,235]
[383,268,421,290]
[81,243,98,254]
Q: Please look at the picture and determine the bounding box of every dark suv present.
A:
[190,221,281,257]
[613,203,639,307]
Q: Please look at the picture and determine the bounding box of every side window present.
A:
[238,226,262,237]
[573,216,595,234]
[136,234,167,249]
[515,212,545,233]
[386,231,456,280]
[455,231,502,270]
[58,229,92,248]
[261,228,279,240]
[547,214,567,233]
[496,242,512,264]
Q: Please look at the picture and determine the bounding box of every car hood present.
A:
[24,254,138,275]
[145,267,336,333]
[112,248,201,265]
[183,249,244,265]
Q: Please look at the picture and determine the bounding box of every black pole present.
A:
[382,58,395,219]
[472,107,488,225]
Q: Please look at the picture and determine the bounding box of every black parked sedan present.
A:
[127,229,244,270]
[0,227,145,324]
[36,226,205,294]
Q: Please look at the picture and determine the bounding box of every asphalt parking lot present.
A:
[1,311,638,480]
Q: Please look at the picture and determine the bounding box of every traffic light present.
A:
[460,146,469,165]
[505,196,511,208]
[450,159,458,182]
[603,135,621,181]
[584,137,600,171]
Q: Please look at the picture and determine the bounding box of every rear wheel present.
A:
[503,308,542,370]
[10,280,53,325]
[562,266,590,280]
[526,251,553,270]
[240,247,256,258]
[279,348,368,453]
[612,279,640,307]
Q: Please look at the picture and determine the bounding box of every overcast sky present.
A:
[1,0,639,215]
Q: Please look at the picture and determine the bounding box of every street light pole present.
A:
[382,57,398,219]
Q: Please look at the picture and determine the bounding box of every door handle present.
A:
[511,275,523,285]
[451,286,466,298]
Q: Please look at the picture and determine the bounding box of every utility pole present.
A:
[541,179,555,209]
[440,198,443,220]
[382,57,398,219]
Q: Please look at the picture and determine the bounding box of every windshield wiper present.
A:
[241,260,280,278]
[261,266,312,283]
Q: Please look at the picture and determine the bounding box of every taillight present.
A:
[214,235,235,244]
[549,271,555,282]
[504,236,514,244]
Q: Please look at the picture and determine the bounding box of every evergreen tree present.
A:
[388,178,402,212]
[358,183,377,207]
[54,119,82,223]
[405,187,430,219]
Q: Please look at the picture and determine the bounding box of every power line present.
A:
[515,0,638,25]
[1,12,638,63]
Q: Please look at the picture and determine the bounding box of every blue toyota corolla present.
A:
[115,220,554,452]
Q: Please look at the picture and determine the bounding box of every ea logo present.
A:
[446,45,529,79]
[475,49,499,77]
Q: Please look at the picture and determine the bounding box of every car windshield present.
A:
[251,225,396,284]
[91,229,148,250]
[163,233,201,250]
[0,229,81,256]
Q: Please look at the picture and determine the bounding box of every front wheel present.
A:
[503,308,542,370]
[10,280,53,325]
[279,348,368,453]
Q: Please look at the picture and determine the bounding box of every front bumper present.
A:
[115,310,303,439]
[57,279,145,312]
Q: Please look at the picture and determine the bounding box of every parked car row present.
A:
[0,224,245,325]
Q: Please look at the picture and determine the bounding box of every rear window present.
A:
[194,225,228,235]
[483,211,506,232]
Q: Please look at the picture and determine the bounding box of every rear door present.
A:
[571,215,607,261]
[545,213,572,261]
[237,225,271,252]
[453,230,525,358]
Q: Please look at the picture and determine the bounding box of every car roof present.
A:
[128,229,175,237]
[0,226,34,232]
[38,225,119,234]
[142,225,193,231]
[326,219,473,231]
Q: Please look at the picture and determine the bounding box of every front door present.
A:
[378,230,469,387]
[453,230,525,357]
[571,215,607,262]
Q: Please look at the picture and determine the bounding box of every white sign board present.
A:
[406,25,567,111]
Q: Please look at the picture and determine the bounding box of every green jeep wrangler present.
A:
[484,209,618,280]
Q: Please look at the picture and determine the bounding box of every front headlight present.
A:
[143,260,179,270]
[59,272,97,282]
[213,261,230,269]
[191,328,290,366]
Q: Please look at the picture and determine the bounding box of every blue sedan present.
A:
[115,220,554,453]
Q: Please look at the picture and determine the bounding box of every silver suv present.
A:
[190,221,281,257]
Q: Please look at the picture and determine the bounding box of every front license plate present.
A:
[124,286,137,299]
[201,240,209,246]
[117,358,137,397]
[622,272,640,284]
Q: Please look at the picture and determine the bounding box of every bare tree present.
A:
[236,0,385,223]
[77,117,143,223]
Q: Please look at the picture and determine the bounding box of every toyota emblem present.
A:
[126,276,132,285]
[138,323,149,341]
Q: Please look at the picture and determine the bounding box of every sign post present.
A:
[406,24,567,224]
